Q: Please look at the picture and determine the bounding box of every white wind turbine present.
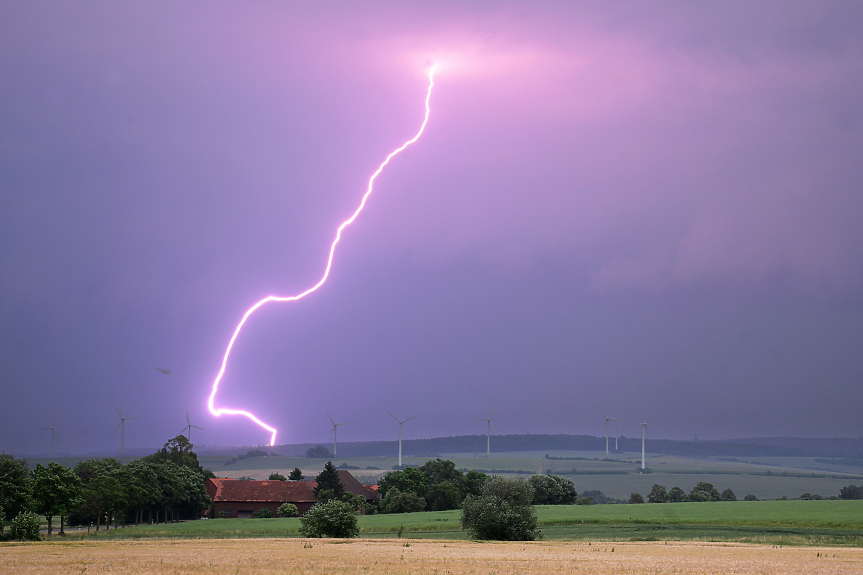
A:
[614,423,619,452]
[600,406,617,460]
[327,413,348,457]
[641,420,648,471]
[114,405,138,458]
[476,410,496,456]
[39,418,60,458]
[180,411,204,443]
[387,411,417,467]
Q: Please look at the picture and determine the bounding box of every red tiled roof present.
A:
[206,478,316,503]
[304,470,379,501]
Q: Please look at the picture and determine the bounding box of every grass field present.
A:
[75,500,863,546]
[3,538,862,575]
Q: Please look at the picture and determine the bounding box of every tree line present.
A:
[0,435,212,540]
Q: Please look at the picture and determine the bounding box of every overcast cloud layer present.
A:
[2,2,862,455]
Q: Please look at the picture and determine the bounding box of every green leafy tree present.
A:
[253,507,272,518]
[647,484,667,503]
[689,481,721,502]
[463,470,489,498]
[9,511,41,541]
[0,453,32,519]
[31,462,83,535]
[143,435,205,475]
[839,484,863,500]
[278,503,299,517]
[379,488,426,514]
[426,482,463,511]
[628,492,645,504]
[124,459,162,525]
[377,467,428,500]
[667,486,687,503]
[314,462,345,499]
[74,458,125,530]
[461,476,539,541]
[268,472,287,481]
[300,499,359,538]
[743,493,758,501]
[528,474,577,505]
[721,488,738,501]
[289,467,305,481]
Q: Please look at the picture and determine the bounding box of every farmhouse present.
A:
[206,478,317,518]
[306,469,381,504]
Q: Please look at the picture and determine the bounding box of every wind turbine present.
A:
[114,405,138,458]
[476,410,496,456]
[641,420,648,471]
[327,413,348,457]
[600,406,617,460]
[614,423,619,452]
[180,411,204,443]
[39,418,60,458]
[387,411,417,467]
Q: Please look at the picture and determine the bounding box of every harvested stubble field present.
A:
[2,538,862,575]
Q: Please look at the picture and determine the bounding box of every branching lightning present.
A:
[207,65,437,446]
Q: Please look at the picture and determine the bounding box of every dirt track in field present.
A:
[2,538,861,574]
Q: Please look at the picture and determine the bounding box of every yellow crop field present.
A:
[2,538,861,575]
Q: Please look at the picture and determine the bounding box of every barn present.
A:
[206,478,317,518]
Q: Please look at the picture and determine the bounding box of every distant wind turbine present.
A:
[114,405,138,458]
[641,420,648,471]
[39,418,60,458]
[600,405,617,460]
[327,413,348,457]
[180,411,204,443]
[387,411,417,467]
[614,423,619,452]
[476,410,496,456]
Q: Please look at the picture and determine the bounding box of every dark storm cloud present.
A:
[1,2,862,454]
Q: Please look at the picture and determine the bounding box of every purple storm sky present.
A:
[2,2,863,455]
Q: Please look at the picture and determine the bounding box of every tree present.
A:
[306,446,333,458]
[839,484,863,500]
[461,476,539,541]
[278,503,299,517]
[8,511,41,541]
[74,458,125,530]
[667,486,687,503]
[721,488,738,502]
[0,453,32,520]
[528,474,577,505]
[426,482,463,511]
[313,462,345,499]
[143,435,205,475]
[628,492,645,504]
[124,459,162,525]
[379,488,426,514]
[31,462,83,536]
[689,481,721,502]
[268,472,287,481]
[377,467,428,500]
[300,499,359,538]
[647,484,667,503]
[463,470,489,498]
[289,467,305,481]
[743,493,758,501]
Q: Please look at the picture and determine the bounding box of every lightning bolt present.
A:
[207,65,437,446]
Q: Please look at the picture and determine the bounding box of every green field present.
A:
[81,500,863,546]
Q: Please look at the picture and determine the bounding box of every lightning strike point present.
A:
[207,66,437,446]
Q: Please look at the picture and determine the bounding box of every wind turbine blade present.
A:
[387,411,400,422]
[53,417,61,427]
[404,415,419,423]
[126,417,139,420]
[328,427,335,440]
[115,405,123,418]
[114,421,122,434]
[489,409,497,419]
[327,412,335,424]
[186,411,191,426]
[600,404,607,419]
[490,420,497,433]
[191,425,204,430]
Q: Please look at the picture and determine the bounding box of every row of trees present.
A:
[0,436,212,540]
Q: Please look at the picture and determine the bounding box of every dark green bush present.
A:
[300,500,359,538]
[461,476,539,541]
[253,507,272,518]
[277,503,299,517]
[379,488,426,514]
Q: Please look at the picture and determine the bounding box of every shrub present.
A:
[647,484,667,503]
[9,511,41,541]
[689,482,721,502]
[461,476,539,541]
[528,474,577,505]
[628,492,645,504]
[380,488,426,514]
[743,493,758,501]
[253,507,272,518]
[721,488,738,501]
[300,500,359,538]
[576,497,593,505]
[277,503,299,517]
[268,473,287,481]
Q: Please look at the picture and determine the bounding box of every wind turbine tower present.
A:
[476,410,496,456]
[180,411,204,443]
[614,423,619,452]
[387,411,417,467]
[600,406,617,460]
[641,420,648,471]
[327,413,348,457]
[114,405,138,458]
[39,419,60,458]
